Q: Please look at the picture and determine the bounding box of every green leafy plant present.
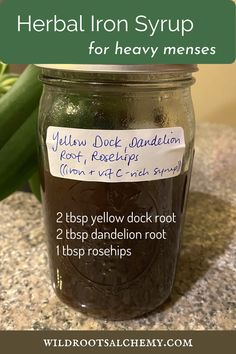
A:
[0,63,18,97]
[0,63,43,201]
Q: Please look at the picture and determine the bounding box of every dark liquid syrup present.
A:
[42,170,190,320]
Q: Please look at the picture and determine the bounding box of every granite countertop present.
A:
[0,123,235,330]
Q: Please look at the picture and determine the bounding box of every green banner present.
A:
[0,0,235,64]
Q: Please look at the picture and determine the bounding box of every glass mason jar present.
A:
[37,64,197,320]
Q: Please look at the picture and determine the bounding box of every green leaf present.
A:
[0,62,8,76]
[29,170,42,202]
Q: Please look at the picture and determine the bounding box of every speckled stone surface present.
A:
[0,123,235,330]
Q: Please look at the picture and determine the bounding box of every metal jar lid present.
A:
[36,64,198,73]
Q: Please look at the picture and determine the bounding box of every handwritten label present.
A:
[46,126,185,183]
